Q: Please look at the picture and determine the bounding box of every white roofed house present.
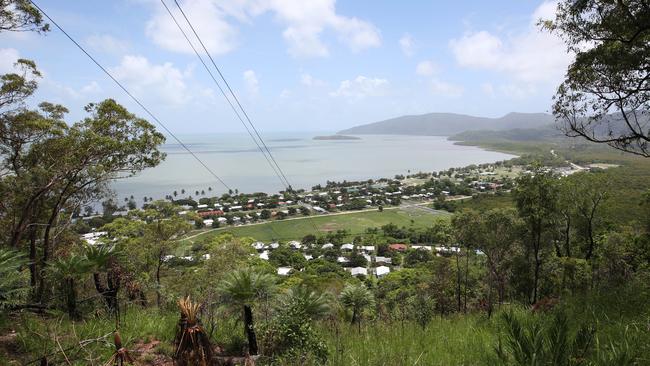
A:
[288,240,302,250]
[277,267,292,276]
[251,241,266,251]
[337,256,350,264]
[259,251,269,260]
[322,243,334,249]
[269,242,280,249]
[375,265,390,278]
[360,245,375,252]
[375,256,392,264]
[349,267,368,277]
[340,243,354,251]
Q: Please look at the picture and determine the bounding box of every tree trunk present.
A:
[156,259,162,307]
[463,249,469,313]
[455,253,461,312]
[29,227,37,289]
[243,305,258,355]
[564,216,571,257]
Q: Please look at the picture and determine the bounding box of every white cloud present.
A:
[85,34,129,55]
[430,79,463,97]
[0,48,20,74]
[415,60,437,76]
[330,75,389,98]
[80,81,102,94]
[145,0,380,58]
[449,1,569,84]
[300,72,325,87]
[243,69,259,95]
[109,55,188,105]
[399,33,414,57]
[146,0,237,56]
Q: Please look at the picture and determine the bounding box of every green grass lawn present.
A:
[189,208,449,243]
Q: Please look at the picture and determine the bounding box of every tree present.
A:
[404,248,432,268]
[513,166,560,304]
[0,0,49,33]
[566,172,610,260]
[0,59,165,301]
[452,210,481,313]
[219,268,276,355]
[479,209,520,317]
[548,0,650,157]
[340,283,375,332]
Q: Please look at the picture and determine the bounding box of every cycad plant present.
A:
[219,268,276,355]
[174,296,213,366]
[0,248,30,310]
[340,283,375,332]
[280,285,332,320]
[493,310,594,366]
[86,244,121,313]
[50,255,92,319]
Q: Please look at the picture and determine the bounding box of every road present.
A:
[178,196,471,242]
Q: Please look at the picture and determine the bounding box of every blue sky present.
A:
[1,0,570,133]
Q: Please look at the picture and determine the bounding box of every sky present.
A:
[1,0,572,133]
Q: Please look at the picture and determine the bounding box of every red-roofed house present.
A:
[389,243,408,252]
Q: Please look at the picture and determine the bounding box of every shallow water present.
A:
[112,132,515,200]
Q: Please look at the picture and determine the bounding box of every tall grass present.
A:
[322,314,496,366]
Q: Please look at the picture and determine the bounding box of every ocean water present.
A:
[112,132,516,200]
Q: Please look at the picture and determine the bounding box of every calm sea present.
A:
[111,132,516,201]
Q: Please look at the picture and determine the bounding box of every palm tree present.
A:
[181,189,185,194]
[173,190,178,197]
[340,283,375,332]
[218,268,275,355]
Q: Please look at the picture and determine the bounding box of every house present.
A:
[251,241,266,251]
[321,243,334,249]
[411,245,432,251]
[362,253,372,263]
[375,256,392,264]
[277,267,292,276]
[341,243,354,251]
[197,204,208,209]
[389,243,408,252]
[288,240,302,250]
[337,256,350,264]
[376,266,390,278]
[202,254,211,260]
[269,242,280,249]
[259,251,269,260]
[202,219,214,227]
[349,267,368,277]
[360,245,375,252]
[217,217,227,223]
[304,254,314,261]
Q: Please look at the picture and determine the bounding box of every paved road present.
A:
[179,196,472,242]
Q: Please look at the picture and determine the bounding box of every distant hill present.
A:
[338,112,555,136]
[449,125,562,143]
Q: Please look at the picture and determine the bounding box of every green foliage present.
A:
[0,248,29,309]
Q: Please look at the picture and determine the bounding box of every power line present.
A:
[28,0,232,192]
[163,0,320,234]
[172,0,293,191]
[158,0,289,190]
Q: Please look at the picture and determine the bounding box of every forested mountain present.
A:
[338,112,555,136]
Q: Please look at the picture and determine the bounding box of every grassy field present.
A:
[187,207,450,243]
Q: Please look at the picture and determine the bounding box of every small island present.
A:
[313,134,361,141]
